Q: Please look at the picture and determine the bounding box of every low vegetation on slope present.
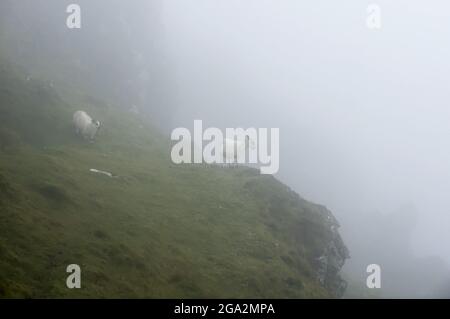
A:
[0,60,348,298]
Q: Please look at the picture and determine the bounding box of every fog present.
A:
[162,0,450,297]
[1,0,449,297]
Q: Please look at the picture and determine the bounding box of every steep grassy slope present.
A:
[0,60,348,298]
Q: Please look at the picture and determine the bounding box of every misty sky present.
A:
[2,0,448,296]
[161,0,450,265]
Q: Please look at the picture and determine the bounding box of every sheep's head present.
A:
[92,119,101,128]
[89,119,101,142]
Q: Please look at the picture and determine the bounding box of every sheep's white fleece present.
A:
[73,111,99,140]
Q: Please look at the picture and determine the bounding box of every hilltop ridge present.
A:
[0,60,348,298]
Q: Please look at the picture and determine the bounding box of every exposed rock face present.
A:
[315,208,350,298]
[244,176,350,298]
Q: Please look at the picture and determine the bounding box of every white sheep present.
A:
[220,135,256,166]
[73,110,101,141]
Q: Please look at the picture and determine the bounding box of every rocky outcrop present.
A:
[244,176,350,298]
[315,208,350,298]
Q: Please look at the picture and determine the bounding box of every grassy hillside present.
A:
[0,59,348,298]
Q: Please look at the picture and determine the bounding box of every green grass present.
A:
[0,59,338,298]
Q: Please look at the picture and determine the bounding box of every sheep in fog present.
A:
[73,110,101,141]
[220,135,256,166]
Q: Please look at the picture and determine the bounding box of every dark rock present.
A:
[315,208,350,298]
